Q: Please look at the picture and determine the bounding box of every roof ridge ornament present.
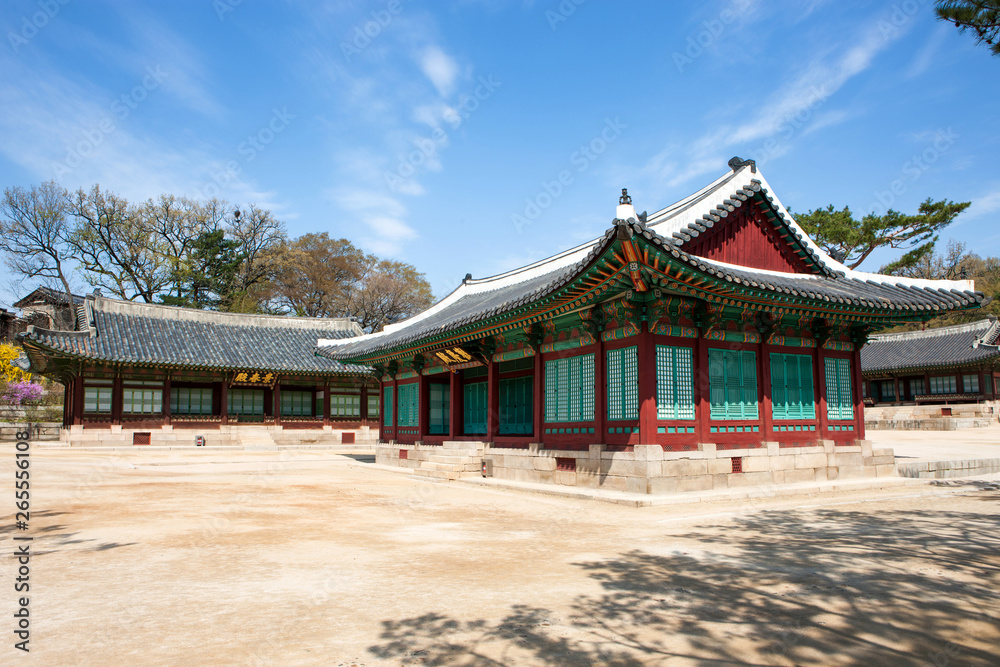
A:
[616,188,637,221]
[727,156,757,174]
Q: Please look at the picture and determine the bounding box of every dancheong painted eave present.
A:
[317,159,986,365]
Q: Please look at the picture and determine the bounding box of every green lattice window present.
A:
[824,357,854,421]
[656,345,695,420]
[963,374,980,393]
[397,383,418,427]
[607,347,638,421]
[171,387,213,415]
[770,353,816,420]
[84,381,113,414]
[330,390,361,418]
[708,349,758,420]
[367,393,380,418]
[383,386,393,426]
[929,376,955,394]
[464,381,487,435]
[500,375,533,435]
[280,390,313,416]
[229,389,264,415]
[428,383,450,435]
[545,353,594,423]
[123,384,163,414]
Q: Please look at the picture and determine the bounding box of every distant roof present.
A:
[13,286,85,308]
[861,319,1000,374]
[21,295,369,376]
[319,161,985,363]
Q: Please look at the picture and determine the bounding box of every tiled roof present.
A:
[22,295,369,375]
[319,162,985,361]
[13,286,85,307]
[861,319,1000,373]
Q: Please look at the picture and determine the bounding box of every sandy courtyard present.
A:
[3,446,999,666]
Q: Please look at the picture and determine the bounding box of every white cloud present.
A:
[418,45,460,97]
[966,187,1000,219]
[906,24,950,79]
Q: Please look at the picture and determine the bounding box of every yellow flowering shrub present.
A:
[0,344,31,383]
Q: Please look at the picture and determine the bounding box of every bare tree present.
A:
[347,258,434,333]
[0,181,77,329]
[68,185,169,302]
[227,204,287,308]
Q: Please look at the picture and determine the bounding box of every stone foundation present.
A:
[377,440,897,494]
[59,424,379,447]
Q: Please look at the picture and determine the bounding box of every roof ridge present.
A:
[89,295,363,334]
[868,318,995,342]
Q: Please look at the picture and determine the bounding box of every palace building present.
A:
[861,318,1000,406]
[21,294,378,447]
[317,158,987,493]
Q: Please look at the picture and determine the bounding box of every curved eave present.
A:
[19,332,371,378]
[322,219,985,365]
[862,355,1000,376]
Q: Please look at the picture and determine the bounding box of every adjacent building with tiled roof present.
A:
[21,294,378,445]
[317,158,986,493]
[861,319,1000,405]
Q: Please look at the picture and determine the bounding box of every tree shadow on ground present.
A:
[368,500,1000,665]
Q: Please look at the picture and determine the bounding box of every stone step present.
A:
[413,469,460,480]
[419,461,482,472]
[428,454,480,464]
[442,440,487,450]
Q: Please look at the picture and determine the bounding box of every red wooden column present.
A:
[73,377,84,426]
[595,336,606,444]
[851,351,865,439]
[163,373,172,425]
[486,359,499,442]
[759,341,774,442]
[417,373,429,441]
[360,384,368,422]
[815,350,830,436]
[221,380,229,425]
[63,380,71,427]
[111,373,123,426]
[696,334,710,443]
[532,352,543,441]
[637,324,657,445]
[892,376,901,404]
[323,383,331,427]
[449,371,461,438]
[273,380,282,425]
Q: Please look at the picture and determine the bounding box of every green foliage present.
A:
[158,230,243,310]
[936,0,1000,56]
[881,240,1000,331]
[794,198,970,270]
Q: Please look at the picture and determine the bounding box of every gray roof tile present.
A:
[23,296,369,375]
[861,319,1000,373]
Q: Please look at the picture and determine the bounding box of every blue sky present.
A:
[1,0,998,305]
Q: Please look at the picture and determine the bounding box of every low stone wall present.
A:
[58,424,379,447]
[897,458,1000,479]
[377,440,897,494]
[864,418,994,431]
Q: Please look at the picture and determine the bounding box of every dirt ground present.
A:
[3,447,999,666]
